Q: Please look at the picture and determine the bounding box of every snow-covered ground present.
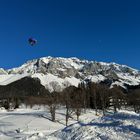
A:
[0,107,140,140]
[0,106,77,140]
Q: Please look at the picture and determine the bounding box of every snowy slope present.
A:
[0,73,29,85]
[49,110,140,140]
[0,56,140,92]
[32,73,81,92]
[0,107,140,140]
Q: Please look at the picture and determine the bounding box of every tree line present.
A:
[0,77,140,126]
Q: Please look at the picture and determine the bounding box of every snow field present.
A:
[0,106,140,140]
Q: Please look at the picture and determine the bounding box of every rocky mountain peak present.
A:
[0,56,140,92]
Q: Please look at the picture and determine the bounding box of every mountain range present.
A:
[0,56,140,92]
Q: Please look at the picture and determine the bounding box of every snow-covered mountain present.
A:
[0,56,140,92]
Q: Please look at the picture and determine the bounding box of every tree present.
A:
[78,82,89,112]
[128,89,140,113]
[72,87,85,121]
[98,84,109,115]
[109,86,125,113]
[62,86,76,126]
[47,91,59,122]
[87,82,98,115]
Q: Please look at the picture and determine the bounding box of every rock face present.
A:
[0,68,7,75]
[0,56,140,92]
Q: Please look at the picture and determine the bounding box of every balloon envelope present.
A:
[28,38,37,46]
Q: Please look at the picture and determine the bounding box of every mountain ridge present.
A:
[0,56,140,92]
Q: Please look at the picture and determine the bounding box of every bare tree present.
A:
[72,88,84,121]
[98,84,109,116]
[109,86,125,113]
[62,86,76,126]
[87,82,98,115]
[47,91,59,122]
[78,83,89,112]
[128,89,140,113]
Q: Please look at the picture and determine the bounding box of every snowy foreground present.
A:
[0,107,140,140]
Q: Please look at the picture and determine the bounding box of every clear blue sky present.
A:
[0,0,140,69]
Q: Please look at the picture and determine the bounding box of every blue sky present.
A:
[0,0,140,69]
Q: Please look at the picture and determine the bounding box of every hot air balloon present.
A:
[28,37,37,46]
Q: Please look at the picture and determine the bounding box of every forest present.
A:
[0,77,140,126]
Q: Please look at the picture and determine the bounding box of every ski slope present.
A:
[0,74,29,85]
